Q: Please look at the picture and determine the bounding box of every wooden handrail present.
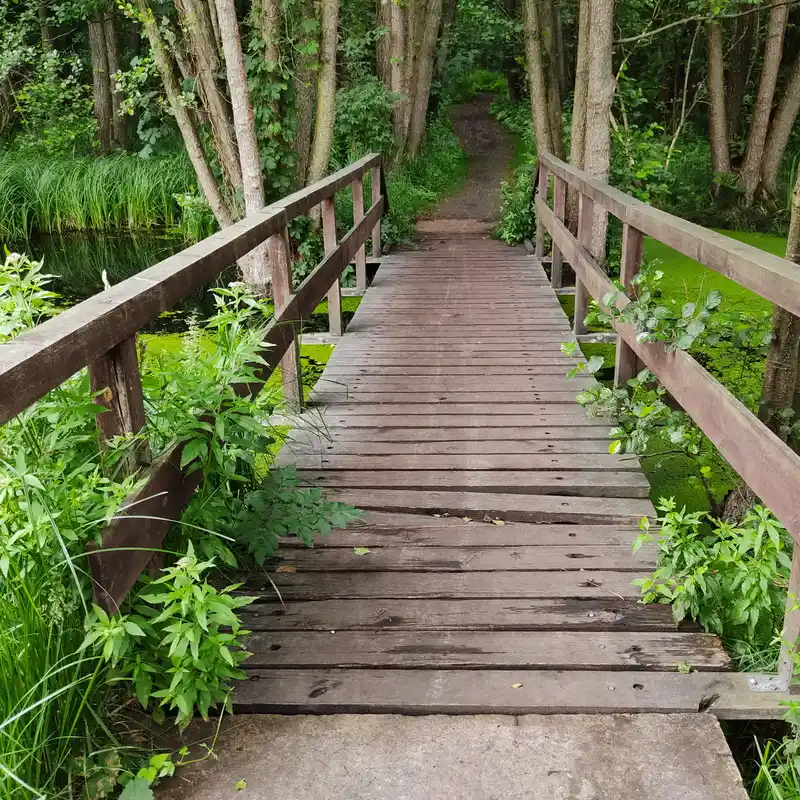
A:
[0,153,383,425]
[0,153,386,611]
[534,152,800,690]
[537,151,800,317]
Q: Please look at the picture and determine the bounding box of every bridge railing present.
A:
[0,152,386,613]
[534,150,800,691]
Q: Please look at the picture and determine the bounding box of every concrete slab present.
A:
[159,713,747,800]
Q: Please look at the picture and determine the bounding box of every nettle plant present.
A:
[633,501,791,654]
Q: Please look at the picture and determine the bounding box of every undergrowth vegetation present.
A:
[0,251,358,797]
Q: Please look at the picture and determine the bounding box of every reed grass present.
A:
[0,151,196,240]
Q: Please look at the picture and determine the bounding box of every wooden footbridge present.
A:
[3,151,800,791]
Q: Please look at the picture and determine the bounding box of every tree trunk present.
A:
[435,0,457,81]
[88,18,114,154]
[390,0,408,144]
[583,0,615,260]
[405,0,423,117]
[175,0,243,192]
[406,0,444,157]
[707,21,731,175]
[104,12,131,150]
[137,0,233,227]
[522,0,553,155]
[537,0,565,158]
[738,0,789,204]
[207,0,223,51]
[308,0,340,182]
[216,0,270,291]
[39,0,52,49]
[377,0,392,88]
[726,10,756,139]
[567,0,590,232]
[760,51,800,198]
[293,0,317,184]
[261,0,283,117]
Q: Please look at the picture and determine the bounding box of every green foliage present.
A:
[332,76,396,165]
[84,542,255,728]
[234,466,362,564]
[0,151,197,239]
[633,501,791,653]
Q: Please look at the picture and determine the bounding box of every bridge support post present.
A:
[90,335,150,473]
[573,195,594,335]
[775,546,800,691]
[551,176,567,289]
[371,165,382,258]
[322,197,343,337]
[614,223,644,385]
[535,165,548,258]
[353,176,367,292]
[269,225,304,411]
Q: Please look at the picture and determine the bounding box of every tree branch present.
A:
[616,0,800,45]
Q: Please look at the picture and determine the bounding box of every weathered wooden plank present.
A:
[280,520,639,546]
[291,439,616,455]
[315,403,592,416]
[239,597,680,631]
[269,544,655,572]
[292,469,649,497]
[302,414,611,429]
[310,391,588,404]
[284,453,642,473]
[323,489,653,524]
[242,630,730,670]
[237,569,645,599]
[285,426,611,443]
[233,669,786,719]
[320,365,578,375]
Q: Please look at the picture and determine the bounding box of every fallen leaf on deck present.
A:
[491,519,506,526]
[353,547,370,556]
[277,565,296,573]
[462,517,472,522]
[235,780,247,791]
[511,683,523,689]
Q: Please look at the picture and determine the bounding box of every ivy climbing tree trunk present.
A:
[760,51,800,198]
[175,0,243,192]
[216,0,271,291]
[293,0,317,185]
[726,11,755,139]
[706,20,731,176]
[568,0,590,232]
[738,0,789,204]
[377,0,392,88]
[103,11,130,150]
[389,0,408,145]
[88,17,113,153]
[308,0,340,182]
[406,0,443,157]
[536,0,564,158]
[583,0,615,261]
[522,0,553,155]
[137,0,234,227]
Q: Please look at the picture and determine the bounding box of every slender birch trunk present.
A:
[522,0,553,155]
[308,0,340,182]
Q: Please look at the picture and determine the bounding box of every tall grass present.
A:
[0,152,196,240]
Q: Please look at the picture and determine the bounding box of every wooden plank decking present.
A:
[235,234,780,718]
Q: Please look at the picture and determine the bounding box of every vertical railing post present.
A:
[371,164,382,259]
[90,336,150,473]
[574,194,594,335]
[353,175,367,292]
[268,224,304,410]
[322,195,343,337]
[776,546,800,690]
[551,175,567,289]
[614,223,645,385]
[535,163,549,258]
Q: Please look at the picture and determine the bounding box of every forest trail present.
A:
[422,93,513,226]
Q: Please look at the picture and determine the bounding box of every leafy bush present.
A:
[332,76,396,165]
[634,501,791,656]
[496,164,535,243]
